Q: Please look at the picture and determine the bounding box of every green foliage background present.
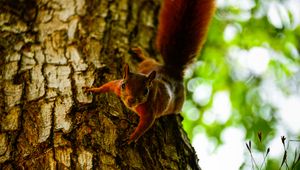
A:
[182,0,300,169]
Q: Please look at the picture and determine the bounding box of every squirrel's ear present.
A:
[147,71,156,83]
[123,63,130,79]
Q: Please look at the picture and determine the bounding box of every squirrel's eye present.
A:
[121,83,126,89]
[143,88,149,95]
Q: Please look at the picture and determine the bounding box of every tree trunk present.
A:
[0,0,200,169]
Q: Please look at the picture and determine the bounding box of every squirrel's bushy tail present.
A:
[156,0,215,79]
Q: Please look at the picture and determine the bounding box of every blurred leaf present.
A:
[182,0,300,169]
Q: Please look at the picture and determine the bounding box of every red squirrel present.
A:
[84,0,216,143]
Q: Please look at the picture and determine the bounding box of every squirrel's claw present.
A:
[130,47,147,60]
[127,138,135,145]
[128,132,140,144]
[82,86,91,93]
[118,135,135,145]
[131,47,142,54]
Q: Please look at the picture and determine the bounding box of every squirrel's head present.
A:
[120,64,156,108]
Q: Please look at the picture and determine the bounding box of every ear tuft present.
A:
[147,71,156,83]
[123,63,130,79]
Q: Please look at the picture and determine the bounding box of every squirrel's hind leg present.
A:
[131,47,148,61]
[131,47,161,75]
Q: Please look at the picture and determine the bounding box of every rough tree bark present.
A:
[0,0,201,169]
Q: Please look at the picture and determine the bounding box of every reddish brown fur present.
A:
[156,0,215,79]
[84,80,121,96]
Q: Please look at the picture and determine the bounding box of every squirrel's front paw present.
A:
[127,136,135,145]
[127,132,140,144]
[82,86,90,93]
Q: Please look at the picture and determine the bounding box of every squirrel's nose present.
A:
[127,97,135,106]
